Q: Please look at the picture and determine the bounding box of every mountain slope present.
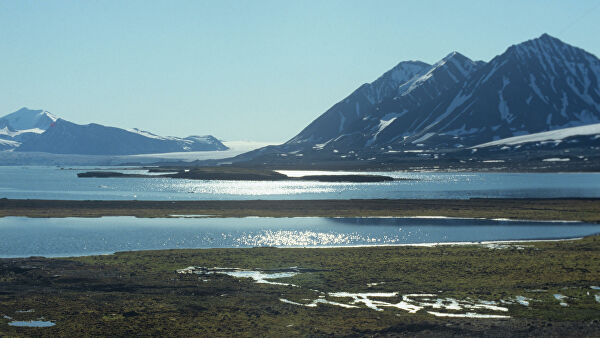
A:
[236,34,600,167]
[286,61,431,146]
[0,138,20,151]
[0,108,228,155]
[411,33,600,147]
[474,122,600,148]
[318,51,484,150]
[0,108,54,147]
[0,107,57,131]
[15,119,227,155]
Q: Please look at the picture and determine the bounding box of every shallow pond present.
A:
[0,216,598,257]
[8,320,55,327]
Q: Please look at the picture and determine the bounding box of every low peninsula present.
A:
[76,167,396,183]
[1,198,599,222]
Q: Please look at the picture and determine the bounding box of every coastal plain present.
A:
[1,236,599,337]
[1,197,600,336]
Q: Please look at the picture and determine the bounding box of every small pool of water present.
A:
[8,320,55,327]
[0,216,598,258]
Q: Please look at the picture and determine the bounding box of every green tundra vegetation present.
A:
[1,198,599,222]
[1,235,599,337]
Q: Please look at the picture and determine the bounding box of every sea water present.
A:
[0,166,599,200]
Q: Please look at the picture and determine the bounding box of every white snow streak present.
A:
[474,123,600,147]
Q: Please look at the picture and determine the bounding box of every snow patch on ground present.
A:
[176,266,299,287]
[288,292,512,318]
[426,311,510,319]
[553,294,568,307]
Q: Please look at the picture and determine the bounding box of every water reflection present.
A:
[8,320,55,327]
[0,166,599,200]
[0,216,598,258]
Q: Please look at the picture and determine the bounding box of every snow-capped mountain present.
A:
[0,108,55,145]
[0,107,57,131]
[306,51,485,151]
[408,33,600,148]
[237,34,600,166]
[0,108,228,155]
[286,60,431,146]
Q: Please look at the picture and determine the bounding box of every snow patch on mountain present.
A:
[0,138,20,147]
[445,125,481,136]
[474,123,600,147]
[128,128,170,140]
[412,132,435,144]
[0,108,57,131]
[426,91,472,131]
[0,127,45,138]
[365,112,406,146]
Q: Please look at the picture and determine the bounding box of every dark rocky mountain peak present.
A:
[234,34,600,167]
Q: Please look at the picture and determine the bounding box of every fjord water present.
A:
[1,217,598,258]
[1,166,600,200]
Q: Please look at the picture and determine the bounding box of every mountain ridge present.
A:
[0,108,228,155]
[233,33,600,169]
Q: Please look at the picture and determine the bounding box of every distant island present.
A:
[77,167,396,183]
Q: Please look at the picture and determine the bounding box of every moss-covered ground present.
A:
[1,236,599,337]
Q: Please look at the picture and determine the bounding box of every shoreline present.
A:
[1,198,599,222]
[0,236,588,260]
[1,235,599,336]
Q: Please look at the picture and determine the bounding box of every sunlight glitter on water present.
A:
[233,230,382,247]
[169,180,350,196]
[2,167,600,200]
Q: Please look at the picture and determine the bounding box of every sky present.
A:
[1,1,599,142]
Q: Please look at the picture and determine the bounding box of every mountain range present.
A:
[2,33,599,169]
[0,108,228,155]
[234,34,600,170]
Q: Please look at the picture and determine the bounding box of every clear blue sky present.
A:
[1,1,599,142]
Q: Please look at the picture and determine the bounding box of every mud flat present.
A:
[1,236,600,336]
[1,198,599,222]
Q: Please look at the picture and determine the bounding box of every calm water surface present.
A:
[1,217,598,258]
[8,321,55,328]
[0,166,599,200]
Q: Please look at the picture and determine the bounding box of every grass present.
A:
[1,198,600,222]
